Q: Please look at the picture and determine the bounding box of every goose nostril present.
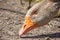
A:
[24,25,26,27]
[23,24,27,29]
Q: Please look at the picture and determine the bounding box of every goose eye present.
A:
[31,10,38,15]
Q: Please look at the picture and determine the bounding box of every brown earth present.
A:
[0,0,60,40]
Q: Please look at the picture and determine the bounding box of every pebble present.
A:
[45,37,50,40]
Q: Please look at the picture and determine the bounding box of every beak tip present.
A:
[19,31,23,36]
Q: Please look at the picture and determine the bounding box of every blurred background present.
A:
[0,0,60,40]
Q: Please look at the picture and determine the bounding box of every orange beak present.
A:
[19,16,36,36]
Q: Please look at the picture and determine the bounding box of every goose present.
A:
[19,0,60,36]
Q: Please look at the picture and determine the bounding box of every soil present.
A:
[0,0,60,40]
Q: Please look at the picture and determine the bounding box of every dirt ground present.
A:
[0,0,60,40]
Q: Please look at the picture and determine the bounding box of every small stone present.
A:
[0,0,3,2]
[8,31,15,35]
[0,13,3,17]
[0,36,1,38]
[45,37,50,40]
[0,20,2,23]
[58,26,60,28]
[4,17,10,20]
